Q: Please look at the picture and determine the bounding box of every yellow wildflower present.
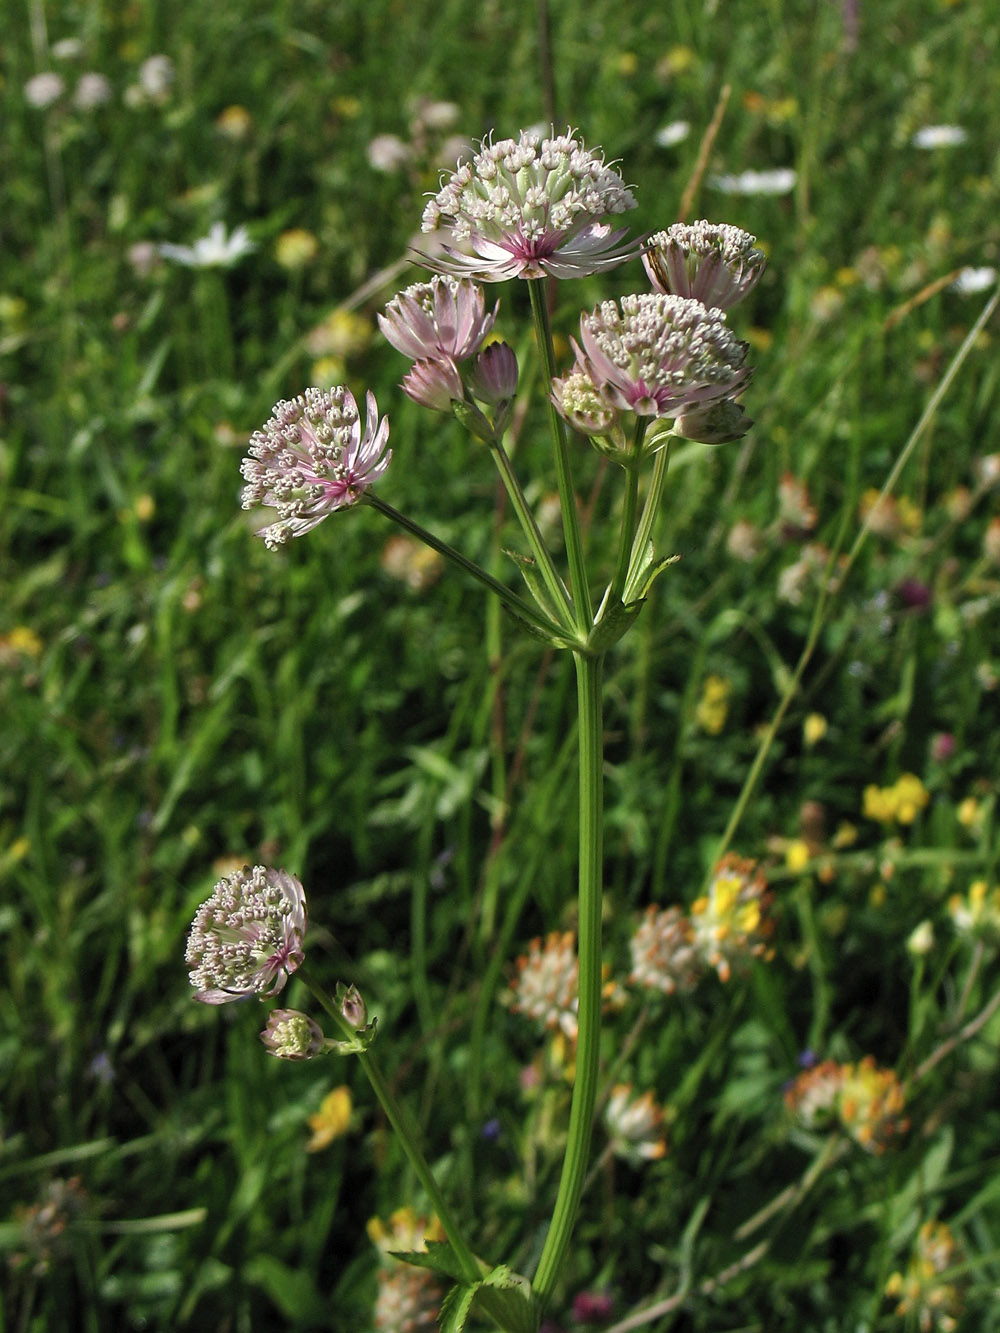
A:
[306,1086,352,1151]
[695,674,730,734]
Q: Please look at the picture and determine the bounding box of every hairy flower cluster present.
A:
[378,276,515,421]
[421,128,638,280]
[690,854,774,982]
[185,865,306,1004]
[508,930,580,1039]
[368,1208,446,1332]
[604,1084,668,1163]
[643,221,766,310]
[885,1220,965,1332]
[571,293,750,420]
[785,1056,909,1153]
[240,387,390,548]
[629,905,702,995]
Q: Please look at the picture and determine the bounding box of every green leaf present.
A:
[438,1281,478,1333]
[243,1254,327,1323]
[623,542,681,605]
[472,1265,537,1333]
[503,548,572,634]
[390,1241,470,1284]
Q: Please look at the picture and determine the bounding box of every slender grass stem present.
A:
[532,651,604,1308]
[298,966,482,1284]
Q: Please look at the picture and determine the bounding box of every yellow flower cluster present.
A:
[785,1056,908,1153]
[948,879,1000,943]
[367,1209,445,1331]
[306,1086,352,1152]
[885,1220,964,1331]
[695,673,730,734]
[862,773,929,824]
[690,854,774,982]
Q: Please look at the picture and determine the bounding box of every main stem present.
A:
[532,650,605,1308]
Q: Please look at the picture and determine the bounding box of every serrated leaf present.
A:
[504,548,570,628]
[438,1281,478,1333]
[472,1265,537,1333]
[389,1241,470,1284]
[623,542,681,604]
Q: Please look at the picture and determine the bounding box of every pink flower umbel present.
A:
[421,128,638,280]
[378,276,498,363]
[575,294,751,419]
[643,221,766,311]
[240,387,390,549]
[186,865,307,1004]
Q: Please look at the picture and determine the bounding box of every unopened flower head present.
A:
[551,364,622,440]
[605,1084,668,1163]
[676,397,752,444]
[643,221,766,310]
[467,341,519,406]
[508,930,579,1039]
[630,905,702,995]
[260,1009,325,1059]
[241,387,391,547]
[379,277,498,363]
[185,865,306,1004]
[690,853,774,981]
[401,357,465,412]
[576,294,750,419]
[421,128,638,280]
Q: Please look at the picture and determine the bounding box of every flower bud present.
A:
[260,1009,326,1059]
[675,397,752,445]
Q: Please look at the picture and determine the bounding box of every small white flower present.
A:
[158,221,256,269]
[74,73,112,110]
[709,167,797,196]
[367,133,411,173]
[139,54,174,99]
[52,38,84,61]
[654,120,690,148]
[24,72,65,109]
[950,266,997,295]
[911,124,967,149]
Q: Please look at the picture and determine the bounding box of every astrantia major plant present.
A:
[190,126,767,1330]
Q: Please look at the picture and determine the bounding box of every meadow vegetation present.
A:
[2,0,1000,1329]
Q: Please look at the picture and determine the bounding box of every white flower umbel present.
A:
[421,128,638,280]
[575,293,750,419]
[240,387,391,548]
[911,124,967,149]
[643,221,766,311]
[186,865,307,1004]
[158,221,256,269]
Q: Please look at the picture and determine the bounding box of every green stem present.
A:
[365,493,563,640]
[297,966,482,1284]
[625,435,673,597]
[532,651,604,1308]
[608,420,649,604]
[527,279,593,632]
[488,435,577,630]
